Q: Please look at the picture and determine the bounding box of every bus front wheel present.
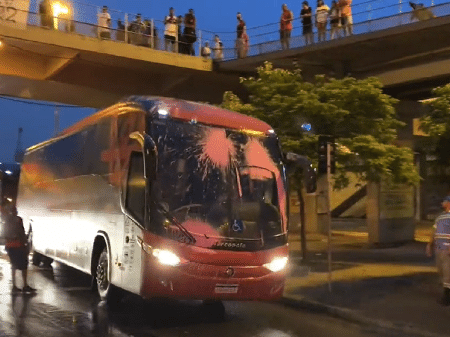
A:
[96,248,110,300]
[95,247,123,308]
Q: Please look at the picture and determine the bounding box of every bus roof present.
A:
[130,96,274,134]
[29,97,275,152]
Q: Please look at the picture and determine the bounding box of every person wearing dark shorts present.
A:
[2,202,35,294]
[301,1,313,45]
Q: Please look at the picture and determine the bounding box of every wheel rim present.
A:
[96,255,109,292]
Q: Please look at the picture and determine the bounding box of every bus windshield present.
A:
[149,119,287,251]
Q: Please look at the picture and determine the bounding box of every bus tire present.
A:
[96,248,111,300]
[95,248,123,308]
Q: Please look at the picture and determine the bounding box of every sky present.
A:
[0,0,445,162]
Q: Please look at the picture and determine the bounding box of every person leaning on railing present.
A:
[201,42,211,58]
[301,1,314,45]
[316,0,329,42]
[280,4,294,50]
[338,0,353,36]
[116,19,125,42]
[409,2,436,21]
[97,5,111,39]
[164,7,178,52]
[129,14,146,46]
[213,35,224,61]
[236,12,247,58]
[329,0,341,40]
[39,0,53,29]
[184,9,197,56]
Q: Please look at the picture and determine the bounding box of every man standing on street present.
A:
[2,201,35,294]
[427,196,450,305]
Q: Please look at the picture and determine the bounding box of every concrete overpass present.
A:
[218,3,450,101]
[1,2,450,107]
[0,22,244,108]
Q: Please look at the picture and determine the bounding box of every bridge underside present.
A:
[0,24,244,107]
[219,15,450,100]
[2,15,450,106]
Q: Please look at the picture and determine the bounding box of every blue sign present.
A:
[232,220,244,233]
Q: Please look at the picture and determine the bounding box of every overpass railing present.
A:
[217,0,450,61]
[0,0,449,62]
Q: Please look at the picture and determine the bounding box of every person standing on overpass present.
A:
[97,5,111,39]
[280,4,294,50]
[236,12,247,58]
[300,1,314,45]
[164,7,178,52]
[338,0,353,36]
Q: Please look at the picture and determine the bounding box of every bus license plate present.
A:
[214,284,239,294]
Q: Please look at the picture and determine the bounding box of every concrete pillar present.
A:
[289,190,318,233]
[366,181,380,244]
[316,174,331,234]
[367,181,416,245]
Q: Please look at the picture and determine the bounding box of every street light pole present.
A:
[54,108,60,136]
[326,141,332,293]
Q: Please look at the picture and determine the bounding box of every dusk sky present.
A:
[0,0,443,162]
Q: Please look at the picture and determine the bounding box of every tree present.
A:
[221,62,420,257]
[419,84,450,179]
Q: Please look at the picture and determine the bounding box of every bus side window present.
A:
[95,118,112,176]
[125,151,145,224]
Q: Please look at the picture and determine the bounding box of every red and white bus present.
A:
[17,97,305,308]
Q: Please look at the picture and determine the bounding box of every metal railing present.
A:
[217,0,450,60]
[0,0,449,62]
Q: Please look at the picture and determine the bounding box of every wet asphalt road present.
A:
[0,258,408,337]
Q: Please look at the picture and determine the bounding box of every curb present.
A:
[280,295,449,337]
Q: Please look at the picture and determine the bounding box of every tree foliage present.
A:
[221,62,419,189]
[419,84,450,167]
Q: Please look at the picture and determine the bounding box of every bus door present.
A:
[120,151,145,293]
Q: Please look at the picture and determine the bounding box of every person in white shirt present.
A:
[213,35,224,61]
[98,5,111,39]
[201,42,211,58]
[164,7,178,52]
[315,0,329,42]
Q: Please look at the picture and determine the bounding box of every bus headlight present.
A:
[152,249,181,266]
[263,256,288,272]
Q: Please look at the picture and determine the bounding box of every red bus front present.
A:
[129,100,290,301]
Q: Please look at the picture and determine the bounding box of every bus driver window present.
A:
[126,152,145,223]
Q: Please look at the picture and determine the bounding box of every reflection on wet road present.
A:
[0,257,400,337]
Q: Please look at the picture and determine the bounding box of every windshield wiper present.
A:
[156,204,196,244]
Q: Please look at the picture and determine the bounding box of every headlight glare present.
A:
[263,256,288,272]
[152,249,181,266]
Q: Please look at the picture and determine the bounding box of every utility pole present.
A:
[317,135,335,292]
[14,127,24,163]
[326,140,332,292]
[54,108,60,136]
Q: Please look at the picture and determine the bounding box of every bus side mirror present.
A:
[129,132,158,181]
[143,135,157,181]
[284,152,317,194]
